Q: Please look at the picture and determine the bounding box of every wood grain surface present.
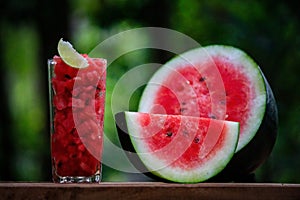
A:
[0,182,299,200]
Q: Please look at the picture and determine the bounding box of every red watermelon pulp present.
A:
[50,55,106,181]
[116,112,239,183]
[138,45,278,180]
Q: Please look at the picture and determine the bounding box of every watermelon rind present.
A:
[117,111,239,183]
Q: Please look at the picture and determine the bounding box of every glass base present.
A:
[52,171,102,183]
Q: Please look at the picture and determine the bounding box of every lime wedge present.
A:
[57,38,89,68]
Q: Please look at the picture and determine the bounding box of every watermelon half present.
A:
[138,45,278,179]
[116,111,239,183]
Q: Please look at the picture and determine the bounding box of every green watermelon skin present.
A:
[138,45,278,180]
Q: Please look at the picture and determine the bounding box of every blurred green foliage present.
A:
[0,0,299,182]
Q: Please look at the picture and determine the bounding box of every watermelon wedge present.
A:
[138,45,278,179]
[116,111,239,183]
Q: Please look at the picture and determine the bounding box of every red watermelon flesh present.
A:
[152,59,253,148]
[117,111,239,183]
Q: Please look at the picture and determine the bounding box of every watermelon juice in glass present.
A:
[48,40,106,183]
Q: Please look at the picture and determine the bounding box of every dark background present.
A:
[0,0,299,182]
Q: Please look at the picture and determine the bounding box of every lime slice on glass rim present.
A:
[57,38,89,68]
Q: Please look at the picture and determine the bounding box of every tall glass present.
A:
[48,56,106,183]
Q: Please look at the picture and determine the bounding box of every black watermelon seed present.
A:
[64,74,71,79]
[209,114,217,119]
[166,132,173,137]
[199,77,206,82]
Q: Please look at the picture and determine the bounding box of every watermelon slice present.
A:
[138,45,278,179]
[116,111,239,183]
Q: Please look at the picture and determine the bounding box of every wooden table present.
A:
[0,182,299,200]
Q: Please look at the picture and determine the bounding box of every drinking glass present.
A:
[48,57,106,183]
